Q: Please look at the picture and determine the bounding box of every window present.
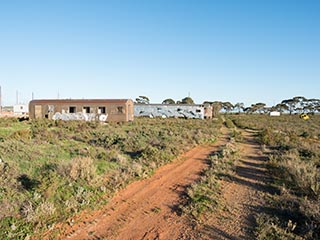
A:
[117,106,124,113]
[69,106,76,113]
[83,106,90,113]
[98,106,106,114]
[196,109,201,113]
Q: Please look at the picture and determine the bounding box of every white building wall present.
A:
[270,111,281,116]
[134,104,205,119]
[13,104,28,115]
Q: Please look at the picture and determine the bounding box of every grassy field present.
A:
[0,117,222,239]
[1,115,319,239]
[230,114,320,240]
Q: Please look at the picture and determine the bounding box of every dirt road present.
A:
[47,132,229,240]
[44,127,273,240]
[196,129,274,240]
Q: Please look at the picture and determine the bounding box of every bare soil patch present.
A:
[43,128,274,240]
[43,132,229,240]
[194,129,275,240]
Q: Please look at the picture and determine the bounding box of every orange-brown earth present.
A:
[194,129,274,240]
[43,128,273,240]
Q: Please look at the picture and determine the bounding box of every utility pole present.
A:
[16,90,19,105]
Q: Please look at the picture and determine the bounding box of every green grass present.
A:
[0,117,222,238]
[181,138,240,221]
[231,114,320,240]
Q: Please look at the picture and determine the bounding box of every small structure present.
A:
[14,104,28,116]
[203,104,213,119]
[134,104,212,119]
[270,111,281,117]
[29,99,134,122]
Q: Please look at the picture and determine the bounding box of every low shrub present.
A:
[182,140,239,220]
[0,118,222,237]
[230,115,320,240]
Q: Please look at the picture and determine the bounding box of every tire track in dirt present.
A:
[44,130,229,240]
[196,129,275,240]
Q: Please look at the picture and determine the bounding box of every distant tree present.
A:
[293,96,307,113]
[243,107,253,114]
[135,96,150,104]
[181,97,194,104]
[274,103,289,113]
[221,102,234,113]
[234,102,244,113]
[293,96,307,102]
[281,98,298,115]
[162,98,175,104]
[304,98,320,114]
[251,103,266,114]
[212,101,222,117]
[203,101,213,105]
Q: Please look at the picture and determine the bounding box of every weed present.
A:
[151,207,162,213]
[182,140,239,220]
[231,114,320,240]
[0,118,222,236]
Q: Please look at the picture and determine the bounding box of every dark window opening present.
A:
[83,106,90,113]
[117,106,124,113]
[69,106,76,113]
[98,106,106,114]
[45,114,49,119]
[196,109,201,113]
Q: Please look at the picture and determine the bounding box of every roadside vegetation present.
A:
[230,114,320,240]
[0,117,222,239]
[181,119,241,221]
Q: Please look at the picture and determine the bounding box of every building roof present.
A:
[29,99,132,105]
[135,103,205,107]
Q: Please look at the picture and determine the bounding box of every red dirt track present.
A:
[46,135,228,240]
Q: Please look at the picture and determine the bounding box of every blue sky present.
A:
[0,0,319,107]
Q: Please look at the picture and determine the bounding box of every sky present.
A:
[0,0,319,107]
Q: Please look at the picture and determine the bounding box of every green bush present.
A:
[230,114,320,240]
[0,118,222,237]
[182,140,239,220]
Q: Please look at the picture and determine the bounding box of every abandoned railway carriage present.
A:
[29,99,134,122]
[134,104,213,119]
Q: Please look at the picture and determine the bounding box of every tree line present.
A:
[135,96,320,115]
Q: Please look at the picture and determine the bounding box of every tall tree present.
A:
[304,98,320,114]
[243,107,253,114]
[249,103,266,114]
[281,98,298,115]
[162,98,175,104]
[203,101,213,105]
[221,102,234,113]
[293,96,307,113]
[135,96,150,104]
[274,103,289,113]
[181,97,194,104]
[234,102,244,113]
